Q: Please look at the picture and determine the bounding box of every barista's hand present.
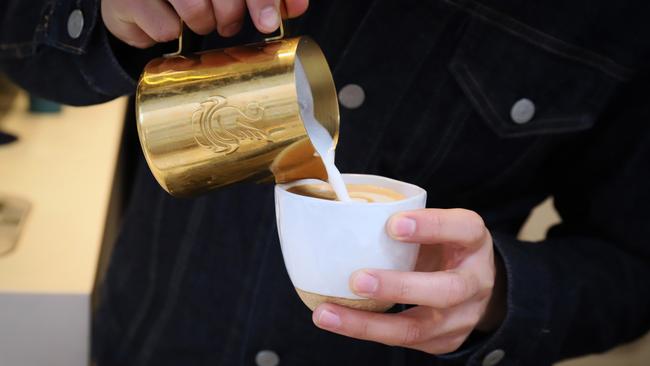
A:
[312,209,506,354]
[101,0,309,48]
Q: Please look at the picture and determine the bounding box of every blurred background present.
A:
[519,200,650,366]
[0,76,648,365]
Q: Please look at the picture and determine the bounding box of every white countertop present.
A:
[0,94,126,295]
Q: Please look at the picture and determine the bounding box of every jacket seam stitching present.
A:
[444,0,633,81]
[114,191,166,361]
[0,42,36,49]
[452,62,597,137]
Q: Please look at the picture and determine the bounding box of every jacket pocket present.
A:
[448,1,624,138]
[406,3,630,199]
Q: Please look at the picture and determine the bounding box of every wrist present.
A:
[105,25,182,82]
[475,249,507,332]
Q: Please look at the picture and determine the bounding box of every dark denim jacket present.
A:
[3,1,650,365]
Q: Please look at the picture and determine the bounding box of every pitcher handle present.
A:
[165,0,287,58]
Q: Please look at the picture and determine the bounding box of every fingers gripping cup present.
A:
[275,174,427,312]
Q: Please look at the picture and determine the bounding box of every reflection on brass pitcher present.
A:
[136,26,339,197]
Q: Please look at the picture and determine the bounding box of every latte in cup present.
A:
[285,182,406,312]
[287,183,405,203]
[276,175,426,314]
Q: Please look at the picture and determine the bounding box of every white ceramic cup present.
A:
[275,174,427,306]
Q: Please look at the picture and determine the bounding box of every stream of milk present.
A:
[295,58,351,202]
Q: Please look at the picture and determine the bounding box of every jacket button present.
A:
[67,9,84,39]
[255,350,280,366]
[338,84,365,109]
[510,98,535,124]
[482,349,505,366]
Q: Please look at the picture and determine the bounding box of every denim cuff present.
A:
[1,0,136,104]
[76,19,137,99]
[438,232,554,366]
[39,0,99,55]
[436,329,491,362]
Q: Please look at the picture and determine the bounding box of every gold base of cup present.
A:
[295,288,394,313]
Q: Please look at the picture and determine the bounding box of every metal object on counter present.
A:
[28,95,62,114]
[135,18,339,197]
[0,194,30,256]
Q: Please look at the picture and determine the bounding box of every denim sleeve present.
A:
[440,86,650,366]
[0,0,135,105]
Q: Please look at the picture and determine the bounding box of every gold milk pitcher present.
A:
[135,21,339,197]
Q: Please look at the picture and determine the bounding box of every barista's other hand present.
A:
[101,0,309,48]
[312,209,506,354]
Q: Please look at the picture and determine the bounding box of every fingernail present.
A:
[316,309,341,328]
[352,271,379,295]
[259,6,280,31]
[389,216,416,238]
[221,22,241,37]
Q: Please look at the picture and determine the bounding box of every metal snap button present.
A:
[482,349,506,366]
[338,84,365,109]
[510,98,535,124]
[67,9,84,39]
[255,349,280,366]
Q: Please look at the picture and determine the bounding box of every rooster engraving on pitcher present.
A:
[192,95,271,155]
